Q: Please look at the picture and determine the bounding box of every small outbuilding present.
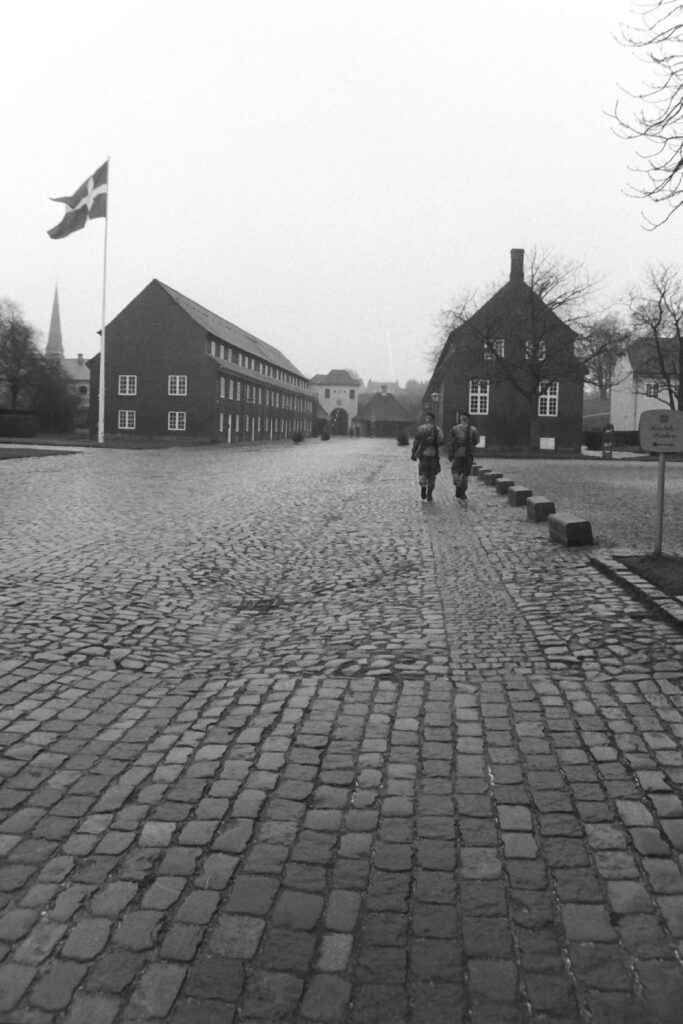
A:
[356,387,414,438]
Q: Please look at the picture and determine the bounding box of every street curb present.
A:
[588,549,683,632]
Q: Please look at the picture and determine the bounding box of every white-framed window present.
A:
[484,339,505,359]
[236,381,241,401]
[220,378,226,399]
[168,375,187,396]
[219,412,224,433]
[538,381,559,416]
[525,339,547,361]
[118,375,137,395]
[469,379,489,415]
[118,410,136,430]
[168,411,186,431]
[229,379,234,400]
[646,382,659,398]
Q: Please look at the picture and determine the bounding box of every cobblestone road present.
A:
[1,439,683,1024]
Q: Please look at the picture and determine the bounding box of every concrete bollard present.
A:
[508,486,532,507]
[527,496,556,522]
[483,472,503,487]
[495,478,514,495]
[548,514,593,546]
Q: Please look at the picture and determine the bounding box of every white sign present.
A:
[639,409,683,454]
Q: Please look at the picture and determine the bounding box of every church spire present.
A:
[46,286,64,359]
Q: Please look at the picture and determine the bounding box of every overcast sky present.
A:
[2,1,679,385]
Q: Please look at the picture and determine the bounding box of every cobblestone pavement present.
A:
[1,439,683,1024]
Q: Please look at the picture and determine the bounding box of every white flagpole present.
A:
[97,158,110,445]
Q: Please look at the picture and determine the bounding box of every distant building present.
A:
[362,379,399,395]
[309,369,361,435]
[425,248,584,452]
[88,280,313,442]
[45,287,90,426]
[611,338,681,432]
[356,386,414,438]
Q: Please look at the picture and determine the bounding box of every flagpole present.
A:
[97,158,110,445]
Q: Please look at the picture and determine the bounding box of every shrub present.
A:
[396,433,409,446]
[320,431,330,441]
[0,413,38,437]
[292,431,304,444]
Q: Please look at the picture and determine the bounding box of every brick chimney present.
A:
[510,248,524,284]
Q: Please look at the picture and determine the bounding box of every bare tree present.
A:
[0,300,42,410]
[577,314,632,398]
[615,0,683,225]
[628,263,683,408]
[427,249,606,449]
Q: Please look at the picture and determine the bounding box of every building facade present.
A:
[309,370,361,435]
[356,386,414,437]
[425,249,584,452]
[88,280,313,442]
[611,338,681,432]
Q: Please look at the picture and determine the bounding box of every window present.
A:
[484,339,505,359]
[469,380,489,415]
[525,339,547,361]
[646,382,659,398]
[324,388,330,399]
[236,381,241,401]
[118,410,136,430]
[220,378,225,399]
[168,375,187,396]
[229,379,234,400]
[118,375,137,395]
[538,381,558,416]
[350,389,355,399]
[168,411,186,431]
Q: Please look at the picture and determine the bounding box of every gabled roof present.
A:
[626,337,681,376]
[155,280,307,380]
[310,369,361,386]
[430,249,577,383]
[62,357,89,383]
[357,391,413,423]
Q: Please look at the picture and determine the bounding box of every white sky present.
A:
[1,0,678,385]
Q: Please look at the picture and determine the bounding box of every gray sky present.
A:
[2,0,679,385]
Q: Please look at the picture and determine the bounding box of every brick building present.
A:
[425,249,584,452]
[88,280,313,443]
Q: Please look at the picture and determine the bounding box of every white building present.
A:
[611,338,681,431]
[309,369,361,435]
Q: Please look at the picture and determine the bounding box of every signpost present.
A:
[638,410,683,555]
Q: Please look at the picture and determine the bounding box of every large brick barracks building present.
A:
[88,280,313,443]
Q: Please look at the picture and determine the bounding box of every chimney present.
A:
[510,248,524,284]
[77,353,83,364]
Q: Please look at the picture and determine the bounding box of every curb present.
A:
[474,462,683,632]
[588,549,683,632]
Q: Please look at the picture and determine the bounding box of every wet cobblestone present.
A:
[1,439,683,1022]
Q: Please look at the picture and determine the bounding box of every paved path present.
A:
[1,439,683,1024]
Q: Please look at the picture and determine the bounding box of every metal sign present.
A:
[639,409,683,453]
